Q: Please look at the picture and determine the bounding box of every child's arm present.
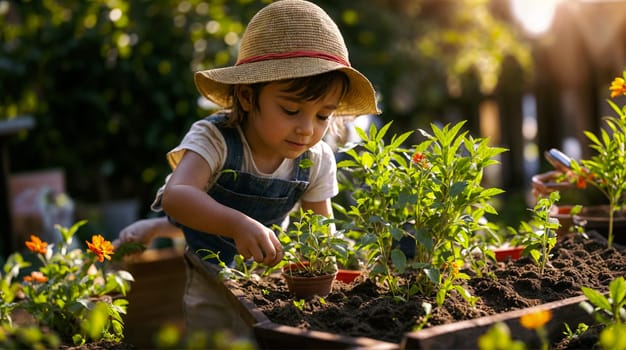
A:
[301,199,333,218]
[161,151,283,267]
[113,217,182,248]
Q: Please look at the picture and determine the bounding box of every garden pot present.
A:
[573,205,626,245]
[336,269,362,284]
[281,263,337,299]
[493,246,524,261]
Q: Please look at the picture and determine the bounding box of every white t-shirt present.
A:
[152,118,338,210]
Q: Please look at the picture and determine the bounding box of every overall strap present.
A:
[207,113,311,181]
[292,152,311,182]
[204,114,244,171]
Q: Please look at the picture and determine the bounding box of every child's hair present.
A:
[226,70,350,133]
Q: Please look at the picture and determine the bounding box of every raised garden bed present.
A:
[203,232,626,349]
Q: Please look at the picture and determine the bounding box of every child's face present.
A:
[241,80,343,163]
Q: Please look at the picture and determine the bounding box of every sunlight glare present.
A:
[511,0,562,36]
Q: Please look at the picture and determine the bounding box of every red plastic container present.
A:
[494,246,524,261]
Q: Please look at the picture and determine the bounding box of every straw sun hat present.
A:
[194,0,380,116]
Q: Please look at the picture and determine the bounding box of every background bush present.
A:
[0,0,529,224]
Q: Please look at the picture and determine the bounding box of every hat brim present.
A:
[195,57,380,116]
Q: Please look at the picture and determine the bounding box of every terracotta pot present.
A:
[493,246,523,261]
[282,263,337,299]
[573,205,626,245]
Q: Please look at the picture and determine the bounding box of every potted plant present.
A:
[276,209,351,299]
[567,71,626,247]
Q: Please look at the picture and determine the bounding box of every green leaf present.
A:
[450,181,468,197]
[82,302,109,340]
[599,323,626,350]
[424,267,440,284]
[374,121,393,142]
[609,277,626,306]
[389,130,413,149]
[299,158,313,169]
[391,248,407,274]
[582,286,611,311]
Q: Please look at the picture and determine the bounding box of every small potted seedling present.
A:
[277,209,350,299]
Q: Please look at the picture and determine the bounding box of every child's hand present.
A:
[113,218,160,248]
[114,217,183,249]
[231,218,283,267]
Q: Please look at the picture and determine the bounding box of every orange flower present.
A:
[565,169,592,189]
[86,234,114,263]
[25,235,48,255]
[609,77,626,98]
[575,175,587,189]
[520,309,552,330]
[412,152,429,168]
[450,262,460,276]
[23,271,48,283]
[412,152,425,163]
[442,261,460,276]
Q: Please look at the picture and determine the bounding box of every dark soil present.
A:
[230,232,626,348]
[60,341,135,350]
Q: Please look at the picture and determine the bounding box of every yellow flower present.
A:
[25,235,48,255]
[23,271,48,283]
[86,234,114,263]
[520,309,552,330]
[609,77,626,98]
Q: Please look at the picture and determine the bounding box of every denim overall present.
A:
[172,114,311,334]
[174,114,311,265]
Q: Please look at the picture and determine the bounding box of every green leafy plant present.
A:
[580,276,626,350]
[0,220,134,346]
[153,322,256,350]
[277,209,350,277]
[336,122,415,300]
[562,322,589,341]
[337,120,506,302]
[412,302,433,331]
[0,324,61,350]
[570,71,626,247]
[581,276,626,327]
[292,299,306,311]
[478,322,525,350]
[597,323,626,350]
[510,191,560,274]
[199,249,269,282]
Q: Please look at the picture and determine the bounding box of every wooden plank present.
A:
[254,322,399,350]
[401,295,592,350]
[123,248,186,348]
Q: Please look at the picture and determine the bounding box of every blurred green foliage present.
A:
[0,0,530,217]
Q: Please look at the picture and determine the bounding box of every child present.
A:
[119,0,379,336]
